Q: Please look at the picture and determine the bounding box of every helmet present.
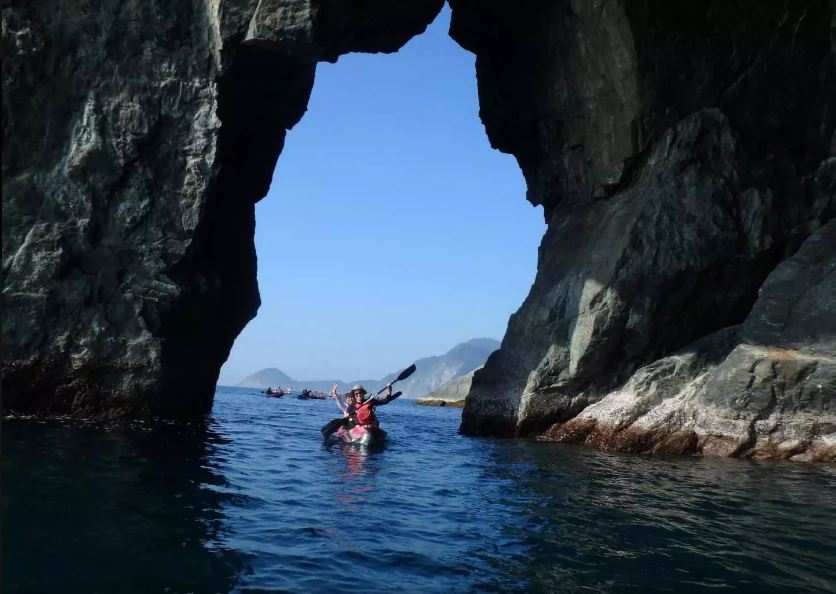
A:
[351,384,367,394]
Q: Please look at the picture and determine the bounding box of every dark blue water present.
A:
[4,386,836,593]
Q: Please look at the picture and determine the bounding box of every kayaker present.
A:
[322,365,415,440]
[350,384,400,429]
[325,384,400,433]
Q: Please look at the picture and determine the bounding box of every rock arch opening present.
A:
[219,6,543,388]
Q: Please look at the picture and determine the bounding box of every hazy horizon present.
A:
[219,7,544,384]
[226,336,501,385]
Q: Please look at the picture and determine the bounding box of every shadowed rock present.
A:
[2,0,442,418]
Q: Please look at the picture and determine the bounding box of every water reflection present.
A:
[340,446,369,477]
[1,419,245,594]
[475,442,836,594]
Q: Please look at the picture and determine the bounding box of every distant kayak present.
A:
[263,388,289,397]
[297,389,326,400]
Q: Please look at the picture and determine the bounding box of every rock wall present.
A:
[2,0,442,417]
[454,0,836,460]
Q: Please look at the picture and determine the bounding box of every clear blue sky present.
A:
[219,7,544,384]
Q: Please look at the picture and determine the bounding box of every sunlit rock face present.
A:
[455,0,836,459]
[1,0,442,418]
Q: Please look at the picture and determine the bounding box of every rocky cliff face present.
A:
[3,1,834,460]
[454,0,836,460]
[2,0,442,417]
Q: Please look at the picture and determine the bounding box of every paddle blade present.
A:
[321,417,347,437]
[396,364,416,382]
[377,364,418,395]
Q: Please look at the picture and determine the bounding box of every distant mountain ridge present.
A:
[420,367,480,402]
[377,338,498,398]
[236,338,499,398]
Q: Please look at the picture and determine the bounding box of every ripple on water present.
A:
[3,389,836,594]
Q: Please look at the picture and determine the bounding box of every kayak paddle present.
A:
[376,364,416,395]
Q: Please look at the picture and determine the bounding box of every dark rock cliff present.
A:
[2,0,442,417]
[3,0,834,460]
[453,0,836,460]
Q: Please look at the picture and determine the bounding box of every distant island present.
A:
[237,338,499,399]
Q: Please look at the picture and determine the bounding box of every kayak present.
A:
[320,364,415,447]
[326,423,386,447]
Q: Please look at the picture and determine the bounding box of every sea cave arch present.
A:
[3,0,834,460]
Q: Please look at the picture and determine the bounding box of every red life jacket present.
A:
[355,401,377,426]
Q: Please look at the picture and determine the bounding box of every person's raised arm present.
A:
[331,384,349,415]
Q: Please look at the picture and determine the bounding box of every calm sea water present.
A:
[4,386,836,594]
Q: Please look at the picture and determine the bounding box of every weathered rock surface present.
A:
[2,0,442,417]
[546,219,836,462]
[463,109,786,435]
[457,0,836,460]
